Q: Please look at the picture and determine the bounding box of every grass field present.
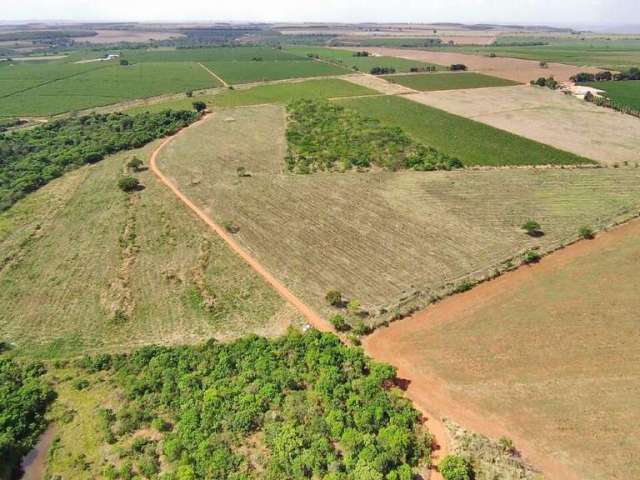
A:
[205,59,348,84]
[0,62,220,116]
[366,218,640,479]
[584,80,640,110]
[121,46,305,62]
[405,85,640,166]
[0,140,297,358]
[125,78,378,114]
[382,72,520,91]
[338,95,591,166]
[158,104,640,325]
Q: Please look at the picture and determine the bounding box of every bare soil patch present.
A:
[81,29,184,44]
[343,73,415,95]
[406,85,640,166]
[364,217,640,480]
[338,47,602,83]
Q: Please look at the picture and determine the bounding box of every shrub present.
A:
[185,90,193,98]
[522,249,542,264]
[439,454,472,480]
[579,225,595,239]
[325,290,343,307]
[192,101,207,112]
[522,220,543,237]
[223,221,240,234]
[539,61,548,68]
[118,176,140,193]
[236,166,251,177]
[120,59,129,66]
[353,320,372,336]
[498,436,516,454]
[330,314,350,332]
[127,156,144,172]
[347,299,361,315]
[370,66,396,75]
[450,64,467,71]
[72,378,90,391]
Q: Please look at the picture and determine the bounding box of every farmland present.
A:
[203,59,348,84]
[157,104,640,325]
[584,80,640,110]
[338,95,591,166]
[406,85,640,166]
[365,218,640,480]
[0,140,296,358]
[382,72,520,91]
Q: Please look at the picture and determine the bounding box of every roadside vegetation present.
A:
[0,110,198,211]
[45,330,432,479]
[286,99,462,173]
[0,353,56,480]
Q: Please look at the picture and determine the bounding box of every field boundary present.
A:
[198,62,229,87]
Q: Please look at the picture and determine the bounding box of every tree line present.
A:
[571,67,640,83]
[0,109,199,211]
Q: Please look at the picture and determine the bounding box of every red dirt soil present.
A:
[363,217,640,480]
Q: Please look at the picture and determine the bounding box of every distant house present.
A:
[105,53,120,60]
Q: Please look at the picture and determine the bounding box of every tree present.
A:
[439,455,472,480]
[325,290,343,307]
[539,61,548,68]
[192,101,207,113]
[450,64,467,71]
[127,156,143,172]
[330,314,350,332]
[120,59,129,66]
[579,225,595,239]
[185,90,193,98]
[522,249,542,264]
[118,176,140,192]
[522,220,543,237]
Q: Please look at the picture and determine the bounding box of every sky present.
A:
[3,0,640,26]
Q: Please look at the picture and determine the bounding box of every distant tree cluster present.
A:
[449,64,467,71]
[410,66,437,73]
[0,356,56,479]
[531,76,558,89]
[571,68,640,83]
[0,110,198,211]
[370,67,396,75]
[286,99,463,174]
[79,330,432,479]
[353,51,370,57]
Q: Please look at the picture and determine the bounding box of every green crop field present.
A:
[382,72,520,91]
[125,78,378,114]
[0,141,297,358]
[206,59,348,84]
[0,62,220,116]
[585,80,640,110]
[121,46,306,62]
[442,37,640,71]
[337,95,591,166]
[284,45,442,72]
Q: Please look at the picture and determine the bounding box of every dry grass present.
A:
[406,85,640,166]
[366,219,640,480]
[158,104,640,323]
[0,140,297,358]
[336,47,602,83]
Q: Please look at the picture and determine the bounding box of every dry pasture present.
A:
[81,29,185,43]
[158,104,640,322]
[365,218,640,480]
[337,46,602,83]
[406,85,640,166]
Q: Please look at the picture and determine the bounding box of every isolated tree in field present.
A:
[439,454,472,480]
[118,176,140,192]
[539,61,548,68]
[325,290,343,307]
[579,225,595,239]
[192,101,207,113]
[127,156,143,172]
[522,249,542,264]
[120,59,129,66]
[330,314,350,332]
[450,63,467,71]
[522,220,543,237]
[185,90,193,98]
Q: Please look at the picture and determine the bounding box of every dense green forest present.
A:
[76,330,431,479]
[0,353,56,480]
[0,110,199,211]
[286,100,462,173]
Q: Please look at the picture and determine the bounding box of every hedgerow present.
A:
[286,99,462,173]
[83,330,432,479]
[0,109,199,211]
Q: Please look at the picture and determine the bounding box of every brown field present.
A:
[337,46,602,83]
[364,218,640,480]
[0,140,297,357]
[342,73,414,94]
[406,85,640,166]
[82,29,185,43]
[157,104,640,323]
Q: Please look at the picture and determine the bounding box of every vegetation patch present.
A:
[0,354,56,479]
[0,109,198,211]
[584,79,640,112]
[53,331,432,479]
[338,95,591,166]
[286,99,462,173]
[205,60,348,84]
[382,72,519,91]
